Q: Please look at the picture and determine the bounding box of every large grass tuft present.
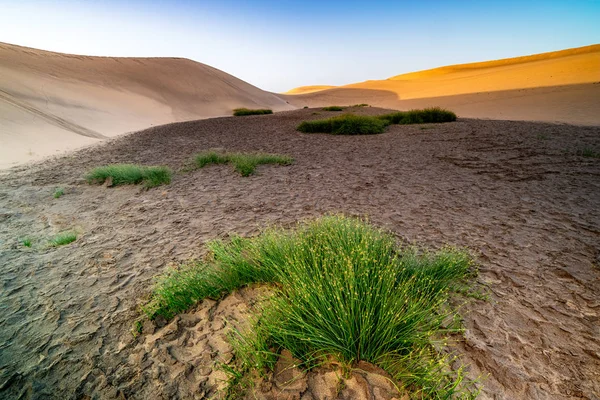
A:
[192,151,293,176]
[297,114,388,135]
[233,108,273,116]
[378,107,457,125]
[85,164,172,188]
[143,216,477,397]
[50,232,77,247]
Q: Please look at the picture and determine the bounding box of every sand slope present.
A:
[0,42,292,168]
[284,45,600,125]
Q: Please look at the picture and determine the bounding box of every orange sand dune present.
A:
[284,44,600,125]
[0,42,293,168]
[285,85,337,94]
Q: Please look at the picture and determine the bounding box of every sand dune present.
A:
[285,85,337,94]
[284,44,600,125]
[0,42,293,168]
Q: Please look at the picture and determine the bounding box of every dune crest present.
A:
[283,44,600,126]
[285,85,337,94]
[0,42,293,168]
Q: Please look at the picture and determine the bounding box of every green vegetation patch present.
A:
[297,114,388,135]
[576,147,600,158]
[85,164,172,188]
[233,108,273,116]
[50,232,77,247]
[193,151,293,177]
[144,216,477,398]
[378,107,457,125]
[21,238,32,247]
[53,188,64,198]
[322,106,344,111]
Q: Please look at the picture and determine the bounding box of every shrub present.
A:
[143,216,477,398]
[22,238,32,247]
[233,108,273,116]
[53,188,64,198]
[297,114,387,135]
[576,148,600,158]
[50,232,77,247]
[322,106,344,111]
[85,164,172,188]
[352,103,370,107]
[193,151,293,177]
[378,107,457,125]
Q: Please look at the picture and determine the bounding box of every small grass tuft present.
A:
[322,106,344,111]
[85,164,172,188]
[53,188,64,198]
[233,108,273,116]
[351,103,369,107]
[297,114,387,135]
[378,107,457,125]
[143,216,478,398]
[50,232,77,247]
[303,106,309,109]
[21,238,32,247]
[576,148,600,158]
[192,151,293,177]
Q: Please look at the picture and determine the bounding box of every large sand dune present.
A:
[284,44,600,125]
[0,42,292,168]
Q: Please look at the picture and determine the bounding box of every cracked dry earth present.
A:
[0,107,599,399]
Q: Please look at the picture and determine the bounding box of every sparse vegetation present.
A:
[233,108,273,116]
[85,164,172,188]
[193,151,293,177]
[53,188,64,198]
[303,106,309,109]
[21,238,32,247]
[143,216,477,398]
[49,232,77,247]
[322,106,344,111]
[351,103,369,107]
[576,147,600,158]
[297,114,388,135]
[377,107,457,125]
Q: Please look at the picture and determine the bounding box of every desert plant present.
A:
[85,164,172,188]
[192,151,293,177]
[378,107,457,125]
[49,232,77,247]
[143,216,477,398]
[351,103,369,107]
[233,108,273,116]
[322,106,344,111]
[53,188,64,198]
[21,238,32,247]
[576,148,600,158]
[297,114,387,135]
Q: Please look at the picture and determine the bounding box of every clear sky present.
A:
[1,0,599,92]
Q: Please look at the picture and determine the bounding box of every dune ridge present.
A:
[284,44,600,126]
[0,42,292,168]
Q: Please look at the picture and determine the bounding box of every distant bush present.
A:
[85,164,172,188]
[352,103,370,107]
[378,107,457,125]
[193,151,293,177]
[297,114,387,135]
[303,106,309,109]
[322,106,344,111]
[233,108,273,116]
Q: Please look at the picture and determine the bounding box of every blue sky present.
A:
[1,0,598,92]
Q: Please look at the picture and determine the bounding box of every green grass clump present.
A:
[576,148,600,158]
[233,108,273,116]
[322,106,344,111]
[144,216,477,398]
[53,188,64,198]
[50,232,77,247]
[193,151,293,177]
[297,114,387,135]
[21,238,32,247]
[378,107,457,125]
[85,164,172,188]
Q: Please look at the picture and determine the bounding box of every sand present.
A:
[284,45,600,126]
[0,42,293,169]
[0,108,598,399]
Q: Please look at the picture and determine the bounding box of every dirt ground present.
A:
[0,107,599,399]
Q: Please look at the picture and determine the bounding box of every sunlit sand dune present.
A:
[285,85,337,94]
[284,44,600,125]
[0,42,292,168]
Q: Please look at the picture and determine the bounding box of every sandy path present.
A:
[0,108,599,399]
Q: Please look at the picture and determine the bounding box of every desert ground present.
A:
[0,107,599,399]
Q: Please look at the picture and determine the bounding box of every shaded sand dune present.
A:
[284,44,600,125]
[0,42,292,168]
[0,108,598,399]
